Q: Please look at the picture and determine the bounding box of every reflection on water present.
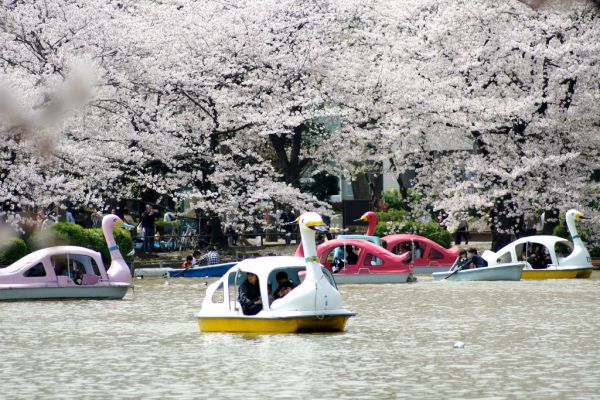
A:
[1,273,600,399]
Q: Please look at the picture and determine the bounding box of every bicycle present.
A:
[179,225,198,251]
[160,222,180,252]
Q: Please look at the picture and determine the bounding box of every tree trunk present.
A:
[489,196,518,251]
[351,173,371,200]
[268,124,310,187]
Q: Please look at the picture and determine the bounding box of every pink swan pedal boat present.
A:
[296,238,415,284]
[358,211,461,274]
[0,215,133,301]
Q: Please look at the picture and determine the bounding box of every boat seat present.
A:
[81,274,100,285]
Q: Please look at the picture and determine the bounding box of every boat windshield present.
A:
[554,241,573,259]
[267,266,337,292]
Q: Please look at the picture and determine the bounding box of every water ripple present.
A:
[1,275,600,399]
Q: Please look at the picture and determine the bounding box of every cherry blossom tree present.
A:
[380,0,600,249]
[1,0,598,250]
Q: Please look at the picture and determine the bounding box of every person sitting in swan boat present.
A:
[238,272,262,315]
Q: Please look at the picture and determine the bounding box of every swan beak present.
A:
[575,213,588,220]
[354,213,368,222]
[306,220,329,232]
[121,222,135,230]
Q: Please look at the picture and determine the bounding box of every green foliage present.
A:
[86,227,134,263]
[0,237,28,265]
[372,208,451,247]
[53,222,88,244]
[380,189,404,210]
[552,219,568,240]
[30,223,134,264]
[376,208,409,223]
[375,220,451,248]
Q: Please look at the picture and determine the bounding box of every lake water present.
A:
[1,272,600,399]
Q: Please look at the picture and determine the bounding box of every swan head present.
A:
[102,214,125,229]
[567,209,586,221]
[298,212,329,233]
[101,214,135,230]
[355,211,377,223]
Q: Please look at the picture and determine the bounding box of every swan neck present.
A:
[102,220,123,261]
[301,228,322,281]
[367,220,376,236]
[566,214,580,241]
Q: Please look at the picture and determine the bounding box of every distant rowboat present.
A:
[432,262,524,281]
[134,262,237,279]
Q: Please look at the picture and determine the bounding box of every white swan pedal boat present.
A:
[482,209,593,280]
[194,212,355,333]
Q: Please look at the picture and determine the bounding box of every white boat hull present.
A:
[134,267,172,278]
[432,263,524,281]
[332,272,414,284]
[0,285,130,301]
[412,265,452,275]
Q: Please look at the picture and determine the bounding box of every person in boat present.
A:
[274,280,294,299]
[453,249,471,270]
[196,246,221,266]
[467,248,488,269]
[192,249,202,266]
[238,272,263,315]
[345,245,358,265]
[410,242,422,260]
[526,244,550,269]
[396,243,410,256]
[71,265,83,285]
[273,271,296,299]
[536,245,552,268]
[181,256,193,269]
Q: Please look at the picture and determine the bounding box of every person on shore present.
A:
[238,272,262,315]
[454,219,469,245]
[66,206,76,224]
[140,204,159,253]
[279,206,296,245]
[123,208,135,225]
[42,210,58,230]
[91,208,103,228]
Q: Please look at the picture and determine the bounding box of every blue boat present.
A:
[167,262,238,278]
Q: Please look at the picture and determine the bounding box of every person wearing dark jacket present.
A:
[238,272,263,315]
[467,248,488,269]
[453,249,471,270]
[140,204,159,253]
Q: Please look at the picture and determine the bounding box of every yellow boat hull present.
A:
[197,314,353,333]
[521,268,592,280]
